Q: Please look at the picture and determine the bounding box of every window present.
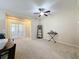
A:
[10,23,25,38]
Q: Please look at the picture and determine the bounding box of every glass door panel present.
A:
[10,23,25,38]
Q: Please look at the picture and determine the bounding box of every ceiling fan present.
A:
[34,8,51,17]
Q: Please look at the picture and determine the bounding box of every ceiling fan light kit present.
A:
[40,12,44,16]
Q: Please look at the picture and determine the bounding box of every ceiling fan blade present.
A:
[39,15,41,17]
[39,8,45,11]
[44,11,50,13]
[34,12,39,14]
[44,14,48,16]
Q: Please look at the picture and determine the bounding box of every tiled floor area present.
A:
[15,39,79,59]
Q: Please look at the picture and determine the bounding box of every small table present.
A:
[48,31,58,43]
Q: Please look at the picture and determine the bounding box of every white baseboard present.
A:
[56,40,79,49]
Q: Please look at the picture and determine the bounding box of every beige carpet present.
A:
[15,39,79,59]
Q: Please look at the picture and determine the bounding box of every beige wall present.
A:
[0,9,6,33]
[31,19,39,40]
[24,19,31,39]
[76,1,79,46]
[41,9,79,47]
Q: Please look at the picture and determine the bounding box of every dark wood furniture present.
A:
[37,25,43,39]
[0,44,16,59]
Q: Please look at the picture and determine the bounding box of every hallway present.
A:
[15,39,79,59]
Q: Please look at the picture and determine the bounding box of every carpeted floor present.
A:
[15,39,79,59]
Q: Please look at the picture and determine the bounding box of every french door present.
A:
[10,23,25,38]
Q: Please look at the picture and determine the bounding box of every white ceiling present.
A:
[0,0,77,18]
